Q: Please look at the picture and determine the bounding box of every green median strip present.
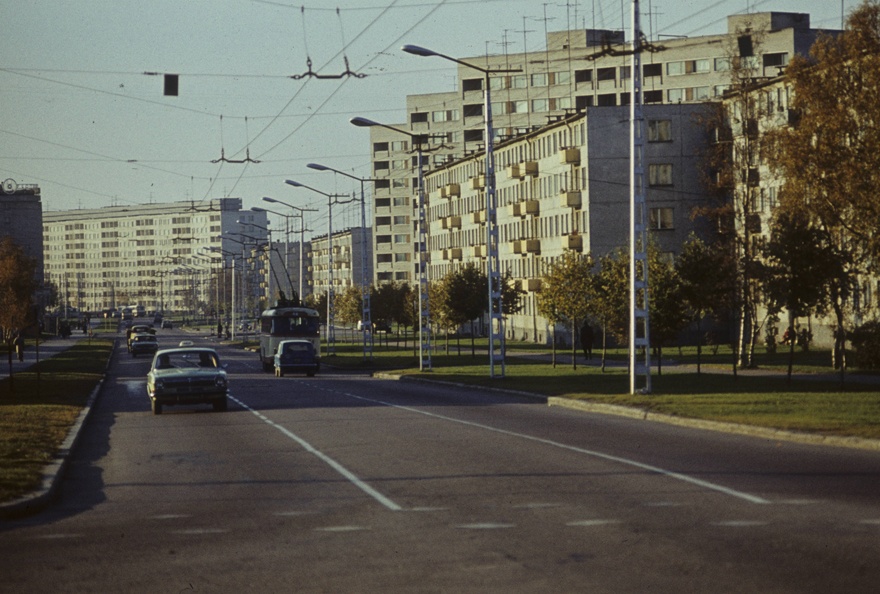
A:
[0,339,113,504]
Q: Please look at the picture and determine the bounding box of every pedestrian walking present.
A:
[579,322,593,361]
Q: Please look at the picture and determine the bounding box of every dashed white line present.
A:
[230,395,403,512]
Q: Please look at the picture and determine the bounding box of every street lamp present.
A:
[285,180,352,357]
[206,246,238,339]
[259,198,317,304]
[307,162,374,363]
[401,44,520,378]
[350,115,432,372]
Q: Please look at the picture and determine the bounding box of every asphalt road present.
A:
[2,329,879,592]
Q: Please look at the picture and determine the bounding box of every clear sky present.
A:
[0,0,859,233]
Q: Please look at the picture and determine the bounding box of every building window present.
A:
[532,99,550,113]
[649,207,674,230]
[648,164,673,187]
[597,67,615,82]
[391,140,408,151]
[510,75,527,89]
[489,77,506,90]
[530,73,548,87]
[597,93,616,106]
[463,104,483,118]
[552,71,571,85]
[647,120,672,142]
[715,57,730,71]
[574,69,592,83]
[643,63,662,77]
[464,129,483,143]
[763,52,789,69]
[462,78,483,92]
[576,95,593,110]
[645,90,663,104]
[373,142,389,153]
[411,112,428,124]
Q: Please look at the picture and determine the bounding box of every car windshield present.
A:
[155,351,219,370]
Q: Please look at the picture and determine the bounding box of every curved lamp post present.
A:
[307,162,374,363]
[285,180,352,356]
[351,116,432,372]
[401,44,520,378]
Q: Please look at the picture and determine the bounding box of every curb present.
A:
[0,341,114,520]
[548,397,880,452]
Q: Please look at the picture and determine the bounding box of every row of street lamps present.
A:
[234,43,514,376]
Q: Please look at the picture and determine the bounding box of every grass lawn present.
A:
[0,338,113,503]
[326,334,880,440]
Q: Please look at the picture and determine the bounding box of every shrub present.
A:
[849,321,880,370]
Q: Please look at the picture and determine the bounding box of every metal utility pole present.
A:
[630,0,652,394]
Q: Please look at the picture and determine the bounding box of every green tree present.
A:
[594,248,630,370]
[765,1,880,376]
[675,235,735,373]
[443,264,488,356]
[333,285,364,328]
[763,210,841,381]
[537,251,597,369]
[0,237,38,384]
[647,249,690,374]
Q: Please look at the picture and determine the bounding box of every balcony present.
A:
[560,148,581,165]
[522,160,539,177]
[562,234,583,251]
[470,175,485,190]
[446,182,461,197]
[561,191,582,208]
[506,164,521,179]
[472,210,486,224]
[472,245,487,257]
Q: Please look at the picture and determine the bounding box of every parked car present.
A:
[146,347,228,415]
[129,333,159,357]
[357,320,391,333]
[161,319,173,329]
[273,339,319,377]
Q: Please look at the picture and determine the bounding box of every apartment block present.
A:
[43,199,268,315]
[426,105,710,343]
[308,227,373,295]
[368,12,837,288]
[0,181,44,285]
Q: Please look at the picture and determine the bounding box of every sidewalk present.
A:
[0,326,97,382]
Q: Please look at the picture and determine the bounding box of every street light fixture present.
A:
[401,44,521,378]
[284,180,352,357]
[307,161,374,363]
[350,116,432,372]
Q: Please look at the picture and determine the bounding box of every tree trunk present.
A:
[571,320,577,371]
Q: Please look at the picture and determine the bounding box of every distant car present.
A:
[161,319,173,329]
[273,339,319,377]
[129,333,159,357]
[358,320,391,333]
[147,347,228,415]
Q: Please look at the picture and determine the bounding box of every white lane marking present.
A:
[230,395,403,512]
[860,519,880,525]
[713,521,768,527]
[35,533,83,540]
[566,519,621,527]
[172,528,229,535]
[316,526,369,532]
[457,523,515,529]
[643,501,685,507]
[273,511,313,517]
[151,514,191,520]
[333,389,771,505]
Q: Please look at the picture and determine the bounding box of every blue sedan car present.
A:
[273,339,319,377]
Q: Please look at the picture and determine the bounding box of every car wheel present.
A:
[151,399,162,415]
[213,398,228,412]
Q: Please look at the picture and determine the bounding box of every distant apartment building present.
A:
[43,199,269,316]
[308,227,373,296]
[0,181,44,285]
[426,105,710,342]
[367,11,837,287]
